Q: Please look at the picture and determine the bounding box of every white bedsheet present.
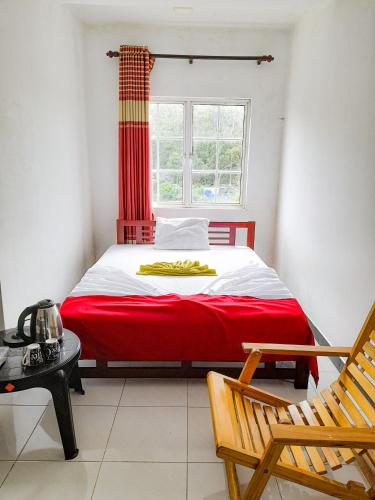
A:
[203,266,292,298]
[70,244,292,299]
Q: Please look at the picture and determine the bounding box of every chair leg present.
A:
[241,442,283,500]
[224,461,241,500]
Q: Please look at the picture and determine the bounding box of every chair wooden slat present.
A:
[299,400,342,470]
[320,387,369,459]
[253,402,272,447]
[224,382,243,449]
[366,450,375,466]
[288,405,326,474]
[356,352,375,381]
[367,449,375,467]
[276,406,310,471]
[330,381,369,428]
[339,371,375,424]
[263,406,293,465]
[362,341,375,361]
[243,398,264,455]
[311,396,355,463]
[233,391,253,451]
[320,388,354,427]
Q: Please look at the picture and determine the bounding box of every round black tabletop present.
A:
[0,329,81,386]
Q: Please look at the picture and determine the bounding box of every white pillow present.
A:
[154,217,210,250]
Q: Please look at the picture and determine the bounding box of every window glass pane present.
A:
[158,103,183,137]
[152,171,157,201]
[192,140,216,170]
[217,141,242,170]
[159,140,183,170]
[217,173,241,203]
[151,139,157,169]
[159,172,183,202]
[218,105,244,138]
[192,173,216,204]
[149,103,158,137]
[193,105,218,138]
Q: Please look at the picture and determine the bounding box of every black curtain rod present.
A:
[106,51,274,65]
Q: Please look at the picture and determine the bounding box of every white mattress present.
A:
[93,244,267,295]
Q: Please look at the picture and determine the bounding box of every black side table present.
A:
[0,328,84,460]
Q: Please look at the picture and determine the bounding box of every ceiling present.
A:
[64,0,325,28]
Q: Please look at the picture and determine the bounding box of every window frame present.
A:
[150,96,252,209]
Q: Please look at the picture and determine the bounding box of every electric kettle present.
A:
[17,299,63,344]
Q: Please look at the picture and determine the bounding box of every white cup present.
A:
[22,343,43,367]
[44,338,60,362]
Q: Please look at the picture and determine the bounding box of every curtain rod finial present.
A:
[107,50,119,58]
[257,54,274,65]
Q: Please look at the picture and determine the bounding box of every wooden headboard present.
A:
[116,220,256,249]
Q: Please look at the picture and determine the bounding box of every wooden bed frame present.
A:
[79,219,310,388]
[116,219,256,247]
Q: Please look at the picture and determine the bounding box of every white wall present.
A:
[276,0,375,344]
[0,0,94,327]
[84,24,290,262]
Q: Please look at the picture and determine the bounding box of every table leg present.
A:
[46,368,79,460]
[69,362,85,395]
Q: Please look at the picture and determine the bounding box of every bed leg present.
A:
[294,358,309,389]
[95,360,107,377]
[181,361,192,377]
[264,361,276,373]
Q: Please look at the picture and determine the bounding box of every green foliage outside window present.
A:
[159,182,182,201]
[159,140,183,170]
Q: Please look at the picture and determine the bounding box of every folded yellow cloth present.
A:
[137,260,217,276]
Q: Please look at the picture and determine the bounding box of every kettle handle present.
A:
[17,304,38,343]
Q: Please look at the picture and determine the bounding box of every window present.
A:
[150,98,250,207]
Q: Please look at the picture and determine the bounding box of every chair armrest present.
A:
[224,377,292,406]
[270,424,375,449]
[242,343,352,357]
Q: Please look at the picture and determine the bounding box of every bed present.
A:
[60,220,318,388]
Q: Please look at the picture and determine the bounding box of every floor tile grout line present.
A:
[0,462,16,489]
[89,461,102,500]
[119,404,189,407]
[275,476,284,499]
[90,377,127,500]
[5,460,224,464]
[0,403,210,408]
[14,404,49,463]
[0,403,50,407]
[1,459,223,464]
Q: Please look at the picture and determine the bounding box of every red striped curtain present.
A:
[118,45,154,242]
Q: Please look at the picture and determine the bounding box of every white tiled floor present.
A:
[20,405,117,461]
[0,370,369,499]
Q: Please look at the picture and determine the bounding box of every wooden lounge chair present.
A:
[207,303,375,499]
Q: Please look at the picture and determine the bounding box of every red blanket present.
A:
[61,294,318,383]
